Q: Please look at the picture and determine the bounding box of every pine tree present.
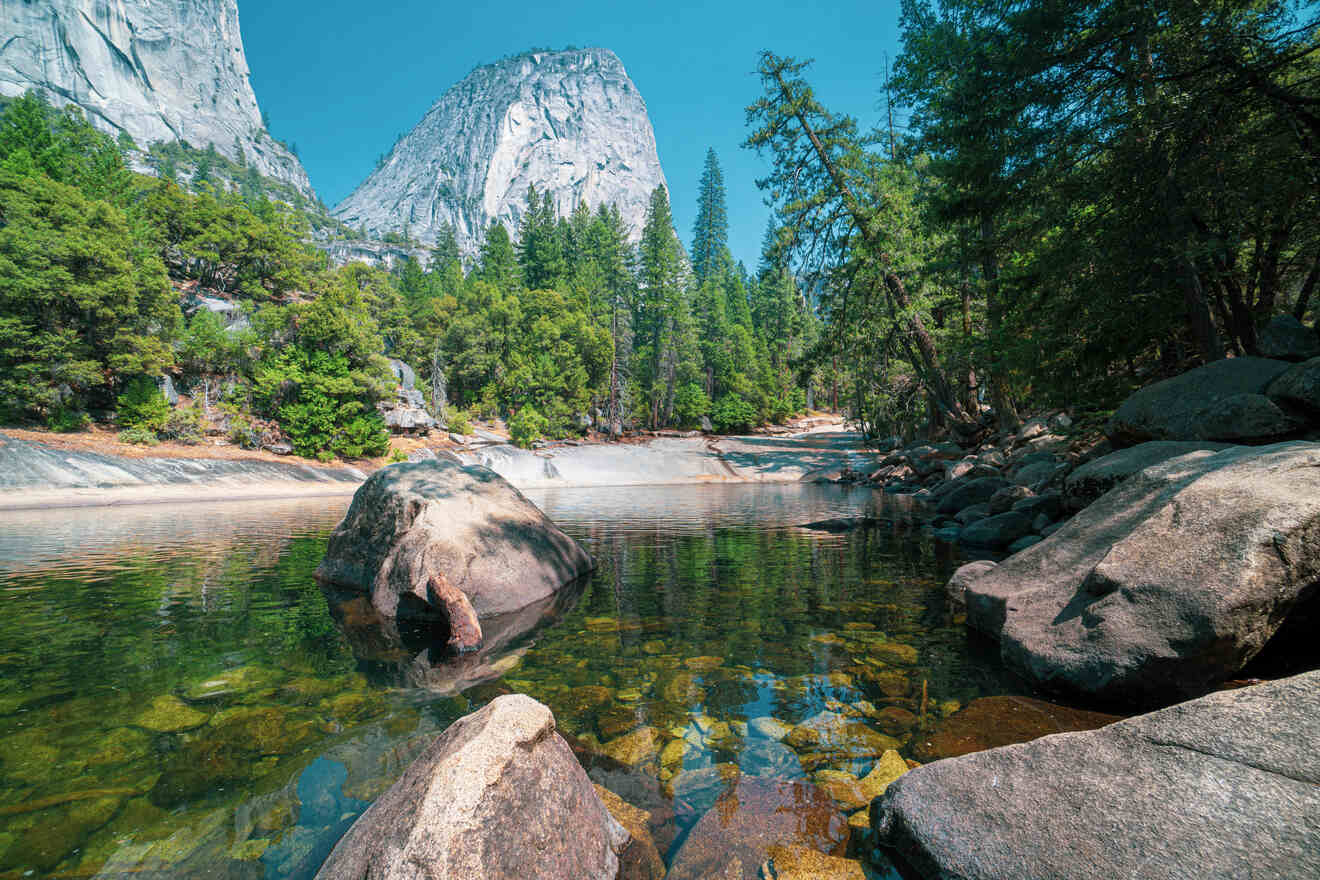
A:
[691,148,729,285]
[637,186,689,428]
[476,222,520,290]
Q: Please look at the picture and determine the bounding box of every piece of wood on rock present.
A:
[314,694,629,880]
[965,442,1320,705]
[315,460,593,651]
[872,671,1320,880]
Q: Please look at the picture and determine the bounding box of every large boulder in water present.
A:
[964,442,1320,704]
[1106,357,1296,446]
[315,694,630,880]
[315,460,592,652]
[872,671,1320,880]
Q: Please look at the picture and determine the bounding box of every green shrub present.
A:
[508,406,548,449]
[222,406,259,449]
[710,394,759,434]
[252,346,389,460]
[117,377,171,430]
[160,406,203,444]
[118,424,160,446]
[388,448,408,463]
[444,406,473,436]
[673,383,711,429]
[331,413,390,460]
[47,407,91,433]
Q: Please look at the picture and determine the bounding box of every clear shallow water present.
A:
[0,484,1016,878]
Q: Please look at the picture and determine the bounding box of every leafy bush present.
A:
[388,448,408,463]
[160,406,203,445]
[222,406,260,449]
[116,377,171,430]
[508,406,548,449]
[47,407,90,433]
[445,406,473,436]
[253,346,389,460]
[710,394,759,434]
[118,424,160,446]
[673,383,711,429]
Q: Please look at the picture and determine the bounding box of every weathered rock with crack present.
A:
[315,695,629,880]
[1106,357,1294,445]
[315,460,593,648]
[872,671,1320,880]
[965,442,1320,704]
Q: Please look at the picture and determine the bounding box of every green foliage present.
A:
[253,347,389,460]
[46,407,91,433]
[160,405,203,445]
[673,383,711,428]
[118,424,161,446]
[444,406,473,436]
[116,377,172,430]
[508,406,548,449]
[711,394,759,434]
[222,405,259,449]
[388,448,408,463]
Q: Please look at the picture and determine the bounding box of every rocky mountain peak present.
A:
[334,46,668,257]
[0,0,313,197]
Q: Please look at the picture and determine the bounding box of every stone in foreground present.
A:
[965,442,1320,704]
[315,694,628,880]
[872,671,1320,880]
[315,460,593,649]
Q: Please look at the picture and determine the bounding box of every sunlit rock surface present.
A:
[334,48,668,255]
[0,0,313,196]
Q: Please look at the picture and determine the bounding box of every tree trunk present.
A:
[979,215,1020,432]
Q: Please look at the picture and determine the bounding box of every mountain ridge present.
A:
[334,46,669,256]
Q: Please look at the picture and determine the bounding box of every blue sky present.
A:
[241,1,906,266]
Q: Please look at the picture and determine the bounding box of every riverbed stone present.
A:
[960,511,1034,548]
[315,695,628,880]
[594,784,665,880]
[964,442,1320,703]
[667,776,849,880]
[1106,356,1294,445]
[601,726,662,767]
[315,460,593,636]
[910,695,1121,762]
[813,769,870,811]
[181,665,284,702]
[935,478,1009,515]
[133,695,208,733]
[858,749,911,800]
[766,846,869,880]
[747,716,794,741]
[872,672,1320,880]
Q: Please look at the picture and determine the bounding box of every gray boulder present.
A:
[1107,357,1293,445]
[1010,460,1062,488]
[1266,355,1320,414]
[987,486,1032,515]
[1257,314,1320,361]
[1192,392,1305,442]
[954,503,991,526]
[1064,441,1233,509]
[315,695,629,880]
[315,460,593,649]
[872,671,1320,880]
[965,442,1320,703]
[1012,493,1063,521]
[960,511,1035,549]
[388,358,418,390]
[935,477,1009,515]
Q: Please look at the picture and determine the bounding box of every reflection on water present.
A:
[0,484,1004,878]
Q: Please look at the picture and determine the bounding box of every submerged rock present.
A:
[910,695,1121,762]
[593,784,665,880]
[315,695,628,880]
[315,460,593,649]
[667,776,848,880]
[965,442,1320,704]
[133,695,208,733]
[873,671,1320,880]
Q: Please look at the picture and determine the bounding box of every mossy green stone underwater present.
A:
[0,485,1018,878]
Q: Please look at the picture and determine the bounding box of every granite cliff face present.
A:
[334,48,668,255]
[0,0,313,196]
